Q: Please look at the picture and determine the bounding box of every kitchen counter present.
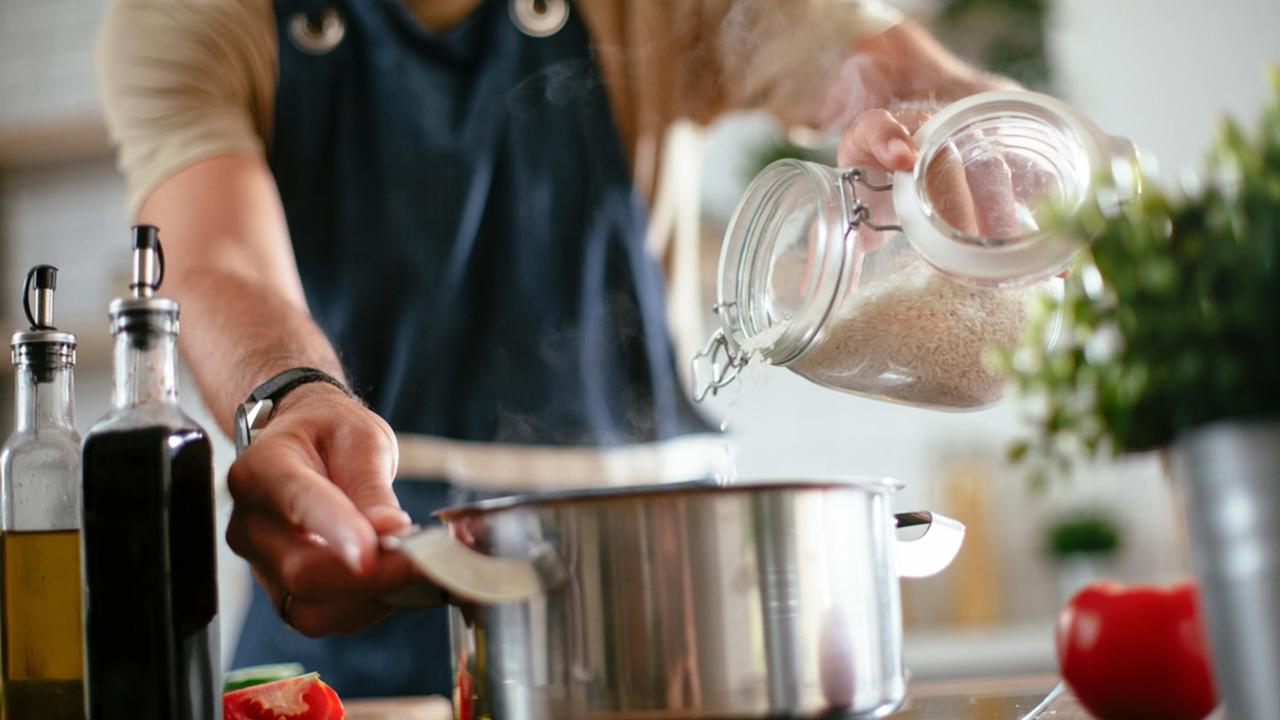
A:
[892,675,1082,718]
[344,675,1088,719]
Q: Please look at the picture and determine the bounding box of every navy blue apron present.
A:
[234,0,713,697]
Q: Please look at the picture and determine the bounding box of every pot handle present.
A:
[894,511,965,578]
[378,526,562,607]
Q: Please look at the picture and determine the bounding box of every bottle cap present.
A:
[11,264,76,369]
[110,225,180,336]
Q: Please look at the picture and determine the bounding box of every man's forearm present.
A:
[857,20,1017,101]
[169,264,346,435]
[136,154,348,437]
[816,19,1018,131]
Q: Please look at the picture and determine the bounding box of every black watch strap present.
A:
[248,366,348,405]
[234,367,349,454]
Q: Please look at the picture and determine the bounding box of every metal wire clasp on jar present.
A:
[693,90,1141,411]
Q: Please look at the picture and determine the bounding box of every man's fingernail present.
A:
[368,506,412,529]
[340,541,365,570]
[889,138,914,165]
[368,505,408,521]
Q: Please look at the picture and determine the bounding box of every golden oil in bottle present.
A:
[0,529,84,719]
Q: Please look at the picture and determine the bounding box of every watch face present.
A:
[234,403,251,455]
[234,398,276,455]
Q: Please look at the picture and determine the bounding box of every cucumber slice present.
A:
[223,662,307,692]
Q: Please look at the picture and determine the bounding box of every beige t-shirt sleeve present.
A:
[95,0,277,217]
[577,0,900,194]
[706,0,902,126]
[580,1,901,153]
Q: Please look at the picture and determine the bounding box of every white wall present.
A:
[0,0,106,130]
[1048,0,1280,180]
[1,160,128,316]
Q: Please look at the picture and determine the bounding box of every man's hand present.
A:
[818,20,1028,240]
[838,106,1032,242]
[837,106,924,173]
[224,365,416,636]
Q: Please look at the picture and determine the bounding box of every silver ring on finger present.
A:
[278,590,296,630]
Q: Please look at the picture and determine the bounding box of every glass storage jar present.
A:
[693,90,1140,410]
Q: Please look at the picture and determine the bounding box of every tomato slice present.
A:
[454,667,475,720]
[224,672,345,720]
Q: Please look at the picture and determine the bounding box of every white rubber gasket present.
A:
[891,90,1109,284]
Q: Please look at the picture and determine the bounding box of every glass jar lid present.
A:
[892,90,1140,285]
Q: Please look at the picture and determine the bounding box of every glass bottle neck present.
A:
[112,329,179,409]
[14,361,76,433]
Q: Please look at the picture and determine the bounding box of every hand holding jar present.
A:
[838,101,1046,253]
[695,91,1141,410]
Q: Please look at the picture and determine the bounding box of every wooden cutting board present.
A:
[345,696,452,720]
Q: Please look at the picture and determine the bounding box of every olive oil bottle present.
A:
[0,265,84,720]
[82,227,219,719]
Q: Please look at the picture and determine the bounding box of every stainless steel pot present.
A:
[384,480,964,719]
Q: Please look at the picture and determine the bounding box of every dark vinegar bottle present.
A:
[82,226,219,719]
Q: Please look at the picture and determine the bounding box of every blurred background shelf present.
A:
[0,116,111,169]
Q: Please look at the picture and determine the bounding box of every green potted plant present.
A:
[1045,511,1122,604]
[998,69,1280,718]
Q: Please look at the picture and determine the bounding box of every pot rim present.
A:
[434,476,903,521]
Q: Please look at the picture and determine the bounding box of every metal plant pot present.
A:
[1172,419,1280,720]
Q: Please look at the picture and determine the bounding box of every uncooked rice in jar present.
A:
[790,258,1028,409]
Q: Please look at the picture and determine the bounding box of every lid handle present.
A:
[22,264,58,330]
[130,225,165,298]
[379,526,563,607]
[894,511,966,578]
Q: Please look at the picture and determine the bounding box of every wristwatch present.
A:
[233,367,349,454]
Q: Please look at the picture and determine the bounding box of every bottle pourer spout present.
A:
[24,264,58,330]
[131,225,165,298]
